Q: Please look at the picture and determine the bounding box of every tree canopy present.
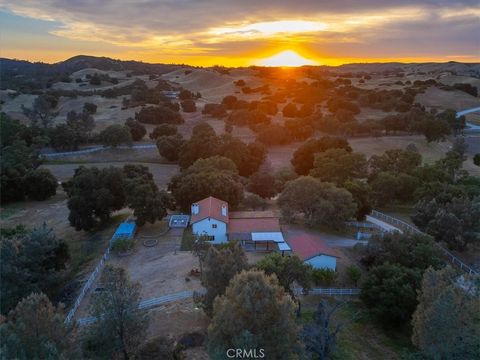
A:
[208,270,300,360]
[99,124,133,148]
[1,224,69,314]
[361,263,422,326]
[82,265,149,360]
[278,176,356,228]
[200,242,248,316]
[310,148,367,184]
[123,165,174,226]
[23,168,58,201]
[291,137,352,175]
[0,292,78,359]
[256,252,311,297]
[169,156,244,211]
[65,166,126,230]
[412,267,480,360]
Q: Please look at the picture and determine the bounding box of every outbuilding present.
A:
[287,234,341,271]
[112,221,137,241]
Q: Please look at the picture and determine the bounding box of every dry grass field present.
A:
[416,87,480,111]
[0,189,131,288]
[41,162,178,189]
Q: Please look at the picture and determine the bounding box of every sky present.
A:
[0,0,479,67]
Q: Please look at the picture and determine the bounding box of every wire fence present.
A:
[370,210,479,276]
[42,144,157,158]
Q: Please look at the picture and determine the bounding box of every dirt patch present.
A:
[146,299,209,341]
[349,135,450,163]
[41,162,178,189]
[109,248,203,299]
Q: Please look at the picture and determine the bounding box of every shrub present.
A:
[179,89,194,100]
[135,106,183,125]
[24,168,58,201]
[311,268,336,286]
[99,124,132,148]
[222,95,238,109]
[83,102,97,114]
[181,99,196,112]
[256,124,289,145]
[282,103,297,117]
[89,73,101,85]
[125,118,146,141]
[474,154,480,166]
[111,238,134,253]
[149,124,178,139]
[202,103,227,118]
[241,193,268,210]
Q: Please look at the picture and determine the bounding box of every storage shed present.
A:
[112,221,137,241]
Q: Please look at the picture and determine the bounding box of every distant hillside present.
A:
[0,55,181,91]
[1,55,479,91]
[329,62,480,77]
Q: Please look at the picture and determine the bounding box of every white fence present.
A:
[77,290,197,326]
[306,288,361,296]
[76,287,359,326]
[64,236,116,324]
[370,210,479,276]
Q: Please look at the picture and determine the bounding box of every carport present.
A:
[249,231,286,251]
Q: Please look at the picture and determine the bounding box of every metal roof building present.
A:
[112,221,136,241]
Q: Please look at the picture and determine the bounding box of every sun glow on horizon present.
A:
[258,50,318,67]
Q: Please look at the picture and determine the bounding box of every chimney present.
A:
[191,203,200,215]
[221,204,228,217]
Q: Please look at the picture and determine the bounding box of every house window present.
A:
[212,224,217,229]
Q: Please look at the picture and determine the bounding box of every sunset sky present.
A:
[0,0,479,66]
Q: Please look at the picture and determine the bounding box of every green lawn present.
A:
[180,227,195,251]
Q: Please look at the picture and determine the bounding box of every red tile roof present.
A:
[227,218,280,234]
[190,196,229,224]
[287,234,341,260]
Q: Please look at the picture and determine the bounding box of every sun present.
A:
[258,50,317,67]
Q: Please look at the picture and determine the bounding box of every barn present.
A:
[287,234,341,271]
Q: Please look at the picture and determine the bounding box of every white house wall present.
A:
[305,255,337,271]
[192,218,228,243]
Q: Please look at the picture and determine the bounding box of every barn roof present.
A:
[190,196,229,224]
[287,234,341,260]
